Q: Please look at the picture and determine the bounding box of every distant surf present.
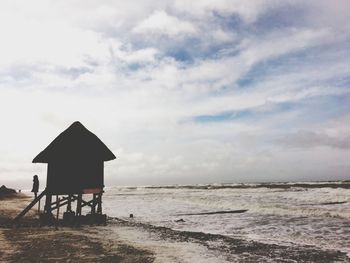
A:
[126,181,350,190]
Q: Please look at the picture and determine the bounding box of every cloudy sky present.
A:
[1,0,350,189]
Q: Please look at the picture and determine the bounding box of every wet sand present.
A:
[109,218,350,262]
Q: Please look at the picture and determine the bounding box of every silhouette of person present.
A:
[31,175,39,198]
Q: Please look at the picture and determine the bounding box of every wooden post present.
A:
[91,194,96,214]
[44,194,52,214]
[56,197,60,230]
[67,194,72,212]
[76,193,82,216]
[97,193,102,214]
[38,198,41,214]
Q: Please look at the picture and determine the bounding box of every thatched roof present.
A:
[33,121,116,163]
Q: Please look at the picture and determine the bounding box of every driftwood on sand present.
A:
[175,209,248,216]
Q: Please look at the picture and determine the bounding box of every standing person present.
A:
[31,175,39,198]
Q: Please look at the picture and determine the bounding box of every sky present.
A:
[0,0,350,189]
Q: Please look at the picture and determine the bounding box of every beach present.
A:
[0,194,155,262]
[1,183,350,262]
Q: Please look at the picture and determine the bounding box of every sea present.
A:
[103,181,350,259]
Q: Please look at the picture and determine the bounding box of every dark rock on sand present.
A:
[0,185,17,197]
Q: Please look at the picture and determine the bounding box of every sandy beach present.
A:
[1,191,349,262]
[0,194,155,263]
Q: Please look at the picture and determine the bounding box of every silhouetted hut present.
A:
[33,121,116,194]
[14,121,116,225]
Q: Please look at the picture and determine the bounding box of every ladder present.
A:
[13,189,46,223]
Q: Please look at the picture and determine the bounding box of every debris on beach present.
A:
[175,209,248,216]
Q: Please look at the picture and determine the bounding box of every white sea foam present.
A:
[103,182,350,256]
[103,225,233,263]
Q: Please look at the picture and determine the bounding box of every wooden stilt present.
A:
[67,194,72,212]
[76,193,82,216]
[91,194,96,214]
[44,194,52,214]
[14,188,106,225]
[56,197,60,230]
[97,193,102,214]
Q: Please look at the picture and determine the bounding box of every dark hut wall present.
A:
[47,160,103,195]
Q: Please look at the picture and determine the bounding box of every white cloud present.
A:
[211,29,236,43]
[0,14,110,69]
[133,10,197,36]
[239,28,332,66]
[0,0,350,188]
[173,0,281,23]
[118,48,159,64]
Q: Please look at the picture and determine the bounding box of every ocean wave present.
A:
[141,181,350,190]
[103,184,350,259]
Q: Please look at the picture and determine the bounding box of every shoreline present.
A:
[108,218,349,262]
[1,193,349,262]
